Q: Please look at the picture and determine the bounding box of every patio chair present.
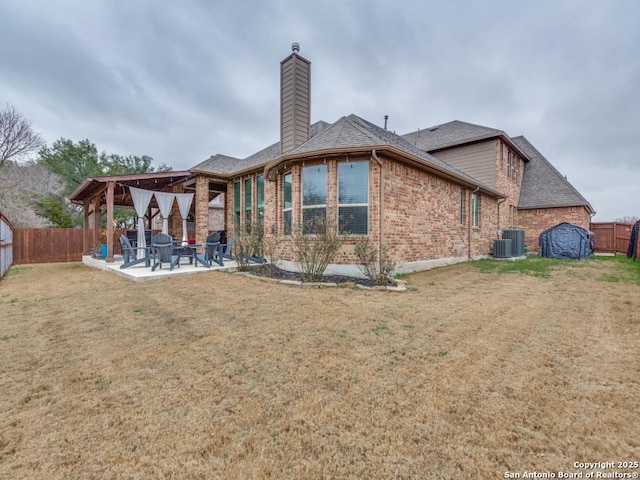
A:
[219,234,235,261]
[119,234,152,269]
[195,232,223,267]
[151,233,180,271]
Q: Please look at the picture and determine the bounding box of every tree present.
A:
[616,215,639,224]
[38,139,103,196]
[39,138,172,196]
[0,105,44,168]
[32,195,78,228]
[38,138,172,227]
[0,161,67,227]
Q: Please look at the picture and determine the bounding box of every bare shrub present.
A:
[232,223,263,271]
[261,234,280,278]
[354,237,396,285]
[291,217,341,282]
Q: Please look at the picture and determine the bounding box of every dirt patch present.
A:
[0,259,638,479]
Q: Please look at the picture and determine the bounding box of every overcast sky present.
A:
[1,0,638,221]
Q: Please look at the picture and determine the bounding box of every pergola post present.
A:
[83,199,90,254]
[92,195,101,250]
[106,181,115,262]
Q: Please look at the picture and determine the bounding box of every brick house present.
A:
[189,45,593,276]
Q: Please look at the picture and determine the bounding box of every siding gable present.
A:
[430,141,497,189]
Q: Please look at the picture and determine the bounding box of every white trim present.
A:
[276,255,491,280]
[394,256,476,275]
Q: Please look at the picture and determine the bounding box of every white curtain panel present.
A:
[176,193,194,244]
[154,191,175,235]
[129,187,154,255]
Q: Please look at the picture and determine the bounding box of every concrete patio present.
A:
[82,254,238,282]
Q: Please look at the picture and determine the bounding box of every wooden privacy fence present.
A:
[13,228,85,264]
[589,222,632,255]
[1,211,13,278]
[12,228,142,265]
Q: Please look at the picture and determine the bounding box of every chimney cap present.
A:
[291,42,300,54]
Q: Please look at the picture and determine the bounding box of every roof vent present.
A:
[429,126,439,132]
[291,42,300,54]
[384,115,389,130]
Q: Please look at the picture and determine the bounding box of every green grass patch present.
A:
[5,266,32,277]
[601,274,620,283]
[63,264,83,269]
[592,255,640,284]
[373,325,391,336]
[475,255,640,284]
[474,256,582,278]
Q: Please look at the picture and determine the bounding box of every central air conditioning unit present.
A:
[493,239,512,258]
[502,229,525,257]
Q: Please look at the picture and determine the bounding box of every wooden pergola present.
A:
[69,171,226,262]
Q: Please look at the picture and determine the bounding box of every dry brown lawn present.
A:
[0,258,638,479]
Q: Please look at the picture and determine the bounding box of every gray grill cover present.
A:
[539,222,594,260]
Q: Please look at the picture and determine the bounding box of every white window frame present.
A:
[471,193,480,227]
[302,164,327,234]
[338,161,369,235]
[282,171,292,236]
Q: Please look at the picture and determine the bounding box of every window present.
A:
[471,193,480,227]
[302,165,327,233]
[338,161,368,234]
[256,175,264,232]
[507,149,519,182]
[244,178,252,230]
[459,188,466,224]
[283,172,292,235]
[233,181,241,227]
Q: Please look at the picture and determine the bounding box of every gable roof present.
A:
[512,136,594,214]
[266,114,503,197]
[402,120,528,159]
[190,121,331,177]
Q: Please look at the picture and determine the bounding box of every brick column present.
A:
[195,176,209,246]
[171,184,184,240]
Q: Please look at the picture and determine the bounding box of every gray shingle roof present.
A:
[191,120,331,175]
[190,153,242,175]
[287,114,499,194]
[512,136,594,213]
[192,114,500,196]
[402,120,504,151]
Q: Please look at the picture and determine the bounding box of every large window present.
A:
[233,181,241,227]
[244,178,252,230]
[302,165,327,233]
[256,175,264,232]
[338,161,368,234]
[283,172,292,235]
[471,193,481,227]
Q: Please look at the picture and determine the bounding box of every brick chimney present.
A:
[280,42,311,154]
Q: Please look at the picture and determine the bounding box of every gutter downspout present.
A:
[468,186,480,260]
[371,150,384,268]
[496,197,507,235]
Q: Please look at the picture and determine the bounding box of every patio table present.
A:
[174,244,210,268]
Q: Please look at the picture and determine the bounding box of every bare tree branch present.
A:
[0,161,66,227]
[0,105,44,168]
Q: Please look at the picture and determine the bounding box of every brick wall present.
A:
[263,154,500,266]
[517,206,592,251]
[495,139,524,230]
